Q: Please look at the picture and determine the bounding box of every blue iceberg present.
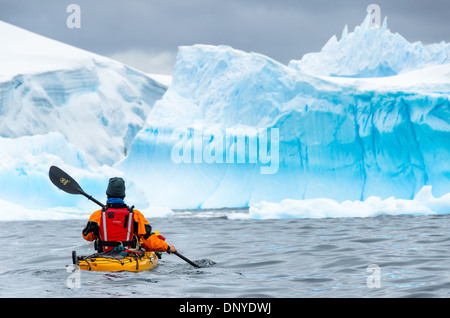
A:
[120,17,450,211]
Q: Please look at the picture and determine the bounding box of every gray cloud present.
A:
[0,0,449,74]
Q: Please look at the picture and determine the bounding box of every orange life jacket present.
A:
[98,207,135,252]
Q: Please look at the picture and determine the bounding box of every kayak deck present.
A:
[73,250,159,272]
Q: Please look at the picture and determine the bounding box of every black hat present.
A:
[106,177,126,198]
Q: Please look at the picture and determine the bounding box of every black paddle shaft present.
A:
[174,252,200,268]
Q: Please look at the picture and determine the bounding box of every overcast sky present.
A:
[1,0,449,74]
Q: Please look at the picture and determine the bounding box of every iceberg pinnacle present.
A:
[289,14,450,77]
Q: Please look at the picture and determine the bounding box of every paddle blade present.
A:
[49,166,84,195]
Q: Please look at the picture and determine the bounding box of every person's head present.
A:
[106,177,126,199]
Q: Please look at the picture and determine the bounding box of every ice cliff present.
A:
[0,21,167,210]
[120,17,450,209]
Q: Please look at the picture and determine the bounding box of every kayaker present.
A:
[82,177,177,254]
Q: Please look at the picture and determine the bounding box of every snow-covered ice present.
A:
[0,20,168,217]
[289,15,450,77]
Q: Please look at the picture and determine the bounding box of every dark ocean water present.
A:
[1,212,450,299]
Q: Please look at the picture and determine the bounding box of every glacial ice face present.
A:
[0,21,168,168]
[0,63,167,167]
[121,37,450,209]
[0,21,168,210]
[289,15,450,77]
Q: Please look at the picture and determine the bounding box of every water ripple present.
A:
[1,215,450,297]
